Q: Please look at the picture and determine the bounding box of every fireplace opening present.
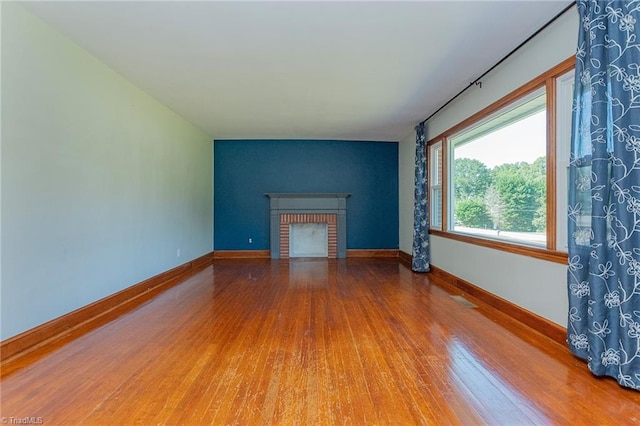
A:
[289,223,328,258]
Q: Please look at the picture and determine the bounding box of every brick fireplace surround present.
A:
[266,193,350,259]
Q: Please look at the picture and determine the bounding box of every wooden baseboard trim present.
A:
[1,252,214,363]
[427,265,566,345]
[213,250,270,259]
[398,250,412,266]
[347,249,399,258]
[213,250,400,259]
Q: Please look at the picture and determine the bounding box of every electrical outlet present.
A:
[248,238,253,244]
[177,248,181,257]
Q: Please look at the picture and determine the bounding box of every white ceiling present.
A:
[22,1,573,142]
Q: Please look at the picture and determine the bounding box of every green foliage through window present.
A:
[453,157,546,233]
[449,91,547,245]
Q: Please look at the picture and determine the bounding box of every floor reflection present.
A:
[449,339,551,425]
[286,259,331,288]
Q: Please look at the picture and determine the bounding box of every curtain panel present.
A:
[567,0,640,391]
[412,123,430,272]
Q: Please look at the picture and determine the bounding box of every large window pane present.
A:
[449,91,547,246]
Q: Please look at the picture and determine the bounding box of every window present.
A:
[426,57,574,264]
[429,141,443,230]
[449,90,547,246]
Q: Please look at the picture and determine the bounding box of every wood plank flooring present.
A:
[1,258,639,425]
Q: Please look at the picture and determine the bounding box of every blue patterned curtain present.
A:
[412,123,430,272]
[567,0,640,391]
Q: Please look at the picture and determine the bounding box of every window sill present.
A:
[429,229,568,264]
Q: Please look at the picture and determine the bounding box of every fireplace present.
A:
[266,193,350,259]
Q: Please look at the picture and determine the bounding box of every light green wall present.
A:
[1,4,213,340]
[398,131,415,254]
[398,6,578,326]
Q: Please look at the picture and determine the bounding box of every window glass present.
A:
[449,90,547,246]
[429,142,443,229]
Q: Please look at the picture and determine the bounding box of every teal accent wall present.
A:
[214,139,398,250]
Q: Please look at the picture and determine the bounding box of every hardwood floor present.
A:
[1,258,639,425]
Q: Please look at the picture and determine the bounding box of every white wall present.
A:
[398,6,577,326]
[1,4,214,340]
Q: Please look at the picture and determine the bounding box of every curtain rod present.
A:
[417,0,576,128]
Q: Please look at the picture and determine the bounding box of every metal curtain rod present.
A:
[418,0,576,128]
